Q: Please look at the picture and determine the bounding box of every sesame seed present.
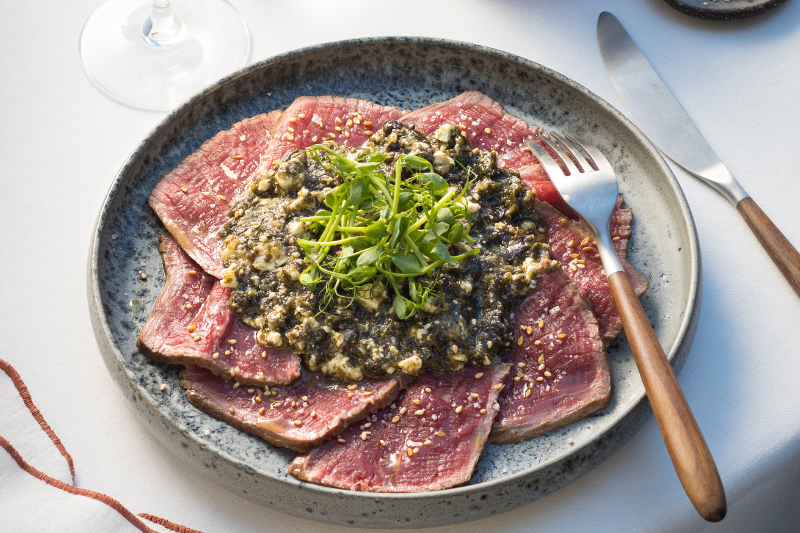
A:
[484,127,491,134]
[392,416,400,423]
[328,133,336,139]
[291,401,296,407]
[538,355,545,364]
[363,391,373,397]
[258,407,265,414]
[525,389,532,398]
[364,130,373,136]
[399,407,407,415]
[567,240,574,247]
[517,362,526,368]
[520,325,526,331]
[363,121,373,126]
[436,431,446,437]
[560,218,568,225]
[311,410,316,418]
[261,351,267,359]
[184,303,193,310]
[248,388,255,394]
[338,438,346,443]
[523,146,531,152]
[455,405,463,413]
[538,320,544,328]
[536,376,544,382]
[470,393,479,399]
[408,448,413,457]
[380,440,387,446]
[360,431,368,441]
[188,270,197,275]
[224,350,231,356]
[287,126,295,133]
[335,117,343,124]
[474,372,484,379]
[577,264,586,269]
[284,134,295,141]
[311,136,318,142]
[538,363,545,371]
[232,382,240,389]
[228,407,235,414]
[544,371,553,378]
[288,118,297,123]
[583,246,593,251]
[201,191,210,196]
[423,439,432,446]
[487,341,493,349]
[216,194,227,201]
[140,272,147,280]
[343,131,350,138]
[180,187,188,193]
[228,339,237,345]
[471,318,477,326]
[451,345,459,354]
[425,387,432,393]
[493,383,504,391]
[335,126,342,132]
[272,401,282,407]
[534,340,542,346]
[364,423,372,428]
[233,154,243,160]
[255,396,262,403]
[413,399,421,405]
[570,253,579,258]
[159,383,166,391]
[354,117,361,125]
[347,392,354,398]
[612,236,621,241]
[518,336,524,346]
[192,336,200,342]
[480,409,486,414]
[558,333,567,339]
[526,326,533,334]
[301,396,308,401]
[415,409,425,416]
[212,353,219,360]
[346,119,353,127]
[298,113,306,119]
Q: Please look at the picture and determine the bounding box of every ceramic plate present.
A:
[88,38,701,529]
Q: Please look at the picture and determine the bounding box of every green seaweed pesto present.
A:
[219,122,555,382]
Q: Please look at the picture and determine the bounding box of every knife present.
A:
[598,11,800,299]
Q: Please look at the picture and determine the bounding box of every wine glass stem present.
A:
[143,0,182,45]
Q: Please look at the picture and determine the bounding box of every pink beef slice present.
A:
[399,90,541,169]
[149,111,283,277]
[490,269,611,444]
[288,364,510,493]
[535,198,649,341]
[137,236,301,386]
[179,366,405,452]
[254,96,405,176]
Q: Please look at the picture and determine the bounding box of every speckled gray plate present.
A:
[88,38,701,529]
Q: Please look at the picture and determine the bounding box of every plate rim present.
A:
[88,35,701,517]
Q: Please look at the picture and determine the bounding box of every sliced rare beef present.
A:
[137,236,301,386]
[179,366,405,452]
[490,268,610,444]
[399,90,541,169]
[252,95,405,178]
[149,111,282,277]
[534,198,649,341]
[288,364,510,492]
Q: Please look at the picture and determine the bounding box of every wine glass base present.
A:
[79,0,250,111]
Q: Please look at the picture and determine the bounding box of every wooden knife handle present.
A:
[607,271,727,522]
[736,196,800,298]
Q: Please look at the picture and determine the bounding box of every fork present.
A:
[527,132,727,522]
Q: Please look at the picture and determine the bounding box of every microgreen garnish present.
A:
[297,146,480,319]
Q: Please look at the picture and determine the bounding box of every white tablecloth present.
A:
[2,0,800,531]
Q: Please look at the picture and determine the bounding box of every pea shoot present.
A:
[297,145,480,319]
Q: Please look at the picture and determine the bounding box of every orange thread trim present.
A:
[0,436,158,533]
[138,513,205,533]
[0,358,75,483]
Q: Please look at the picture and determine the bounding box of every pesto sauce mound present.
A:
[219,122,555,382]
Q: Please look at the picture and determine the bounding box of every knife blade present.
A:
[598,11,800,298]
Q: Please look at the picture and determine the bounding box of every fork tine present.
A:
[549,132,589,173]
[538,133,581,176]
[525,140,568,178]
[562,132,611,173]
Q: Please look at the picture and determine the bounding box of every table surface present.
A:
[2,0,800,531]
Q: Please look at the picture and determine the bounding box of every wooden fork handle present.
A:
[608,271,727,522]
[736,197,800,298]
